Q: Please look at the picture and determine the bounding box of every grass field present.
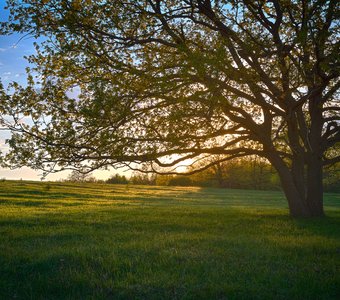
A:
[0,180,339,299]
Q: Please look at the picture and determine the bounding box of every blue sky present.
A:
[0,1,125,180]
[0,0,35,87]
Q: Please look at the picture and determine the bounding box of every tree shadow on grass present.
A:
[0,218,338,300]
[0,199,51,207]
[0,252,200,300]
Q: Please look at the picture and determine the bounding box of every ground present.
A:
[0,181,339,299]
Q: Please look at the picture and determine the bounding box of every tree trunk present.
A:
[269,153,324,218]
[303,95,324,217]
[306,154,324,217]
[278,167,310,217]
[214,163,224,187]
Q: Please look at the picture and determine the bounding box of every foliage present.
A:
[323,162,340,192]
[65,170,96,183]
[167,175,193,186]
[130,171,156,185]
[154,156,278,189]
[188,156,276,189]
[155,174,175,186]
[0,1,339,216]
[0,181,339,299]
[106,173,129,184]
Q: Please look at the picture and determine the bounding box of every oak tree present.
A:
[0,0,339,217]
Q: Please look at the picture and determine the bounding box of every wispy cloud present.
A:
[0,45,18,52]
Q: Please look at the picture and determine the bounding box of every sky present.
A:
[0,1,129,181]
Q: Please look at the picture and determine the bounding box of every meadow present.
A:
[0,180,339,299]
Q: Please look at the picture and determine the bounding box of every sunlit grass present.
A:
[0,181,339,299]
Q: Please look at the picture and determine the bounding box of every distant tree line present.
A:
[62,158,339,192]
[96,157,339,192]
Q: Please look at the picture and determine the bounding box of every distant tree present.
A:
[221,158,273,189]
[323,162,340,192]
[66,170,95,183]
[188,156,277,190]
[188,157,225,187]
[168,175,193,186]
[0,1,339,217]
[130,171,156,185]
[155,174,175,186]
[106,174,129,184]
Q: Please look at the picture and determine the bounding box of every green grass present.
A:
[0,181,339,299]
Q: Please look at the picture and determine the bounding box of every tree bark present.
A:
[278,167,310,218]
[306,154,324,217]
[269,153,324,218]
[304,95,325,217]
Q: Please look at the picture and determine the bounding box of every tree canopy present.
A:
[0,0,339,217]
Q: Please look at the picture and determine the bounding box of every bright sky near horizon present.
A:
[0,1,130,181]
